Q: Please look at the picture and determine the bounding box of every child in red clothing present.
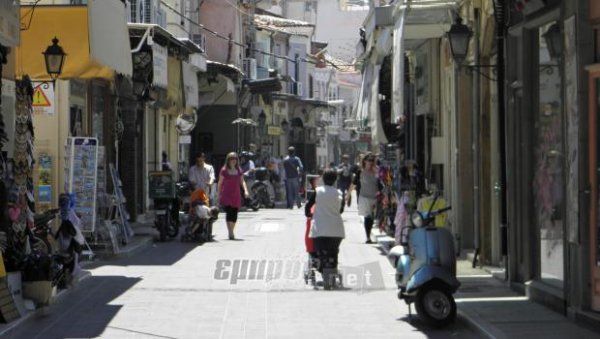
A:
[303,177,319,285]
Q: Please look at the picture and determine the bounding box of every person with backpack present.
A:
[283,146,304,209]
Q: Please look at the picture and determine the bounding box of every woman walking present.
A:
[305,169,345,289]
[347,153,380,243]
[218,152,248,240]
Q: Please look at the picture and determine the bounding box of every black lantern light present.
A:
[258,111,266,127]
[543,23,562,60]
[446,16,472,63]
[43,37,66,80]
[280,119,289,132]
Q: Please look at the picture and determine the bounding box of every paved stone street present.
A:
[3,203,477,339]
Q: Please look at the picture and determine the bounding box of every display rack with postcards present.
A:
[64,137,98,233]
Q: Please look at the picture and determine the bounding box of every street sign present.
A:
[32,82,54,115]
[267,126,282,136]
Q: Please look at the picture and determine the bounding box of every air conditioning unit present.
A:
[129,0,141,22]
[296,82,303,96]
[192,34,207,54]
[125,0,132,22]
[141,0,158,24]
[243,58,257,80]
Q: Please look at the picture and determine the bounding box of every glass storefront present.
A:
[533,22,565,288]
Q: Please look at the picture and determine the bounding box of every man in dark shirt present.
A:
[283,146,304,209]
[351,152,364,205]
[337,154,352,213]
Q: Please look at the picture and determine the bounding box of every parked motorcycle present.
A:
[153,198,179,242]
[250,167,275,208]
[149,171,180,241]
[175,179,193,226]
[31,208,60,255]
[242,173,260,211]
[388,204,459,327]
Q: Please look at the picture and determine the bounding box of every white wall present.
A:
[313,0,368,62]
[164,0,198,38]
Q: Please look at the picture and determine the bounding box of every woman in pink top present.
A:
[218,152,249,240]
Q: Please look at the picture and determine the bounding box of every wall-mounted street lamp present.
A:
[543,23,562,60]
[446,17,472,64]
[43,37,66,82]
[446,16,496,81]
[280,119,289,132]
[258,111,266,127]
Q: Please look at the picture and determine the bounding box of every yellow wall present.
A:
[33,80,70,209]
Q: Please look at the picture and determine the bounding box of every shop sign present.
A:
[179,135,191,144]
[38,152,52,205]
[267,126,282,136]
[182,61,199,108]
[190,53,207,72]
[152,44,168,88]
[0,2,19,47]
[32,82,54,115]
[359,132,371,143]
[356,142,369,152]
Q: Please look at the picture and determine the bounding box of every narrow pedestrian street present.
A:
[4,203,477,339]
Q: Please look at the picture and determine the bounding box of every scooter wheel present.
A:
[414,283,456,328]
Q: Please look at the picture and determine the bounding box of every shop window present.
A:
[91,84,105,145]
[70,105,84,137]
[534,22,564,288]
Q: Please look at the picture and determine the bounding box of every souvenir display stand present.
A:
[110,163,133,245]
[90,163,133,255]
[0,79,35,323]
[64,137,97,260]
[376,145,401,237]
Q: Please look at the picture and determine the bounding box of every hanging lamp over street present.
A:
[446,16,472,63]
[43,37,66,80]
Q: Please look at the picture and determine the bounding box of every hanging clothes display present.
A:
[376,164,398,236]
[394,192,410,245]
[3,77,36,272]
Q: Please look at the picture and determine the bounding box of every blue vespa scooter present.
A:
[388,203,459,327]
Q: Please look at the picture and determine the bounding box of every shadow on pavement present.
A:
[5,276,141,339]
[396,315,478,338]
[88,241,198,267]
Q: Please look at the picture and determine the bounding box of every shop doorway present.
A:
[587,67,600,312]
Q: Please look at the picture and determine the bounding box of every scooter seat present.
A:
[388,245,408,258]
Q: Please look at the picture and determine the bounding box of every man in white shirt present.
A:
[188,153,215,194]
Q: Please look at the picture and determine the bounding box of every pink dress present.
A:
[219,166,243,208]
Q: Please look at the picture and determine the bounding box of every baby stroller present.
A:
[181,189,219,243]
